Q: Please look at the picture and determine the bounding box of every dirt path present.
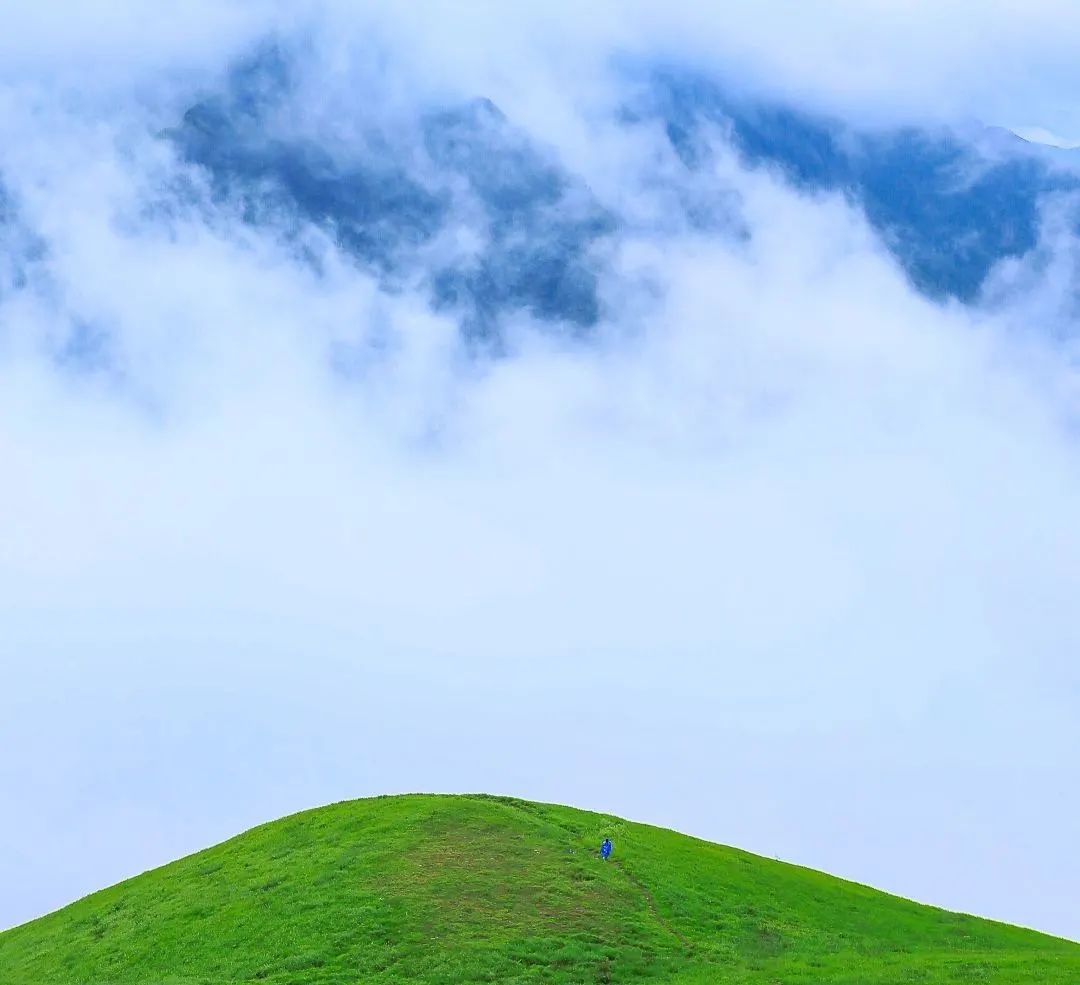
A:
[489,797,694,956]
[610,860,693,956]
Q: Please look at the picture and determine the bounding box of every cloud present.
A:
[6,1,1080,125]
[296,0,1080,134]
[1,1,1079,945]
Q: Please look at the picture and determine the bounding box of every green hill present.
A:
[1,794,1076,984]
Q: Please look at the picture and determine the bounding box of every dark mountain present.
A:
[157,49,1080,335]
[167,47,615,339]
[642,70,1078,301]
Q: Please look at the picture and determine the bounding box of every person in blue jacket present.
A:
[600,838,612,860]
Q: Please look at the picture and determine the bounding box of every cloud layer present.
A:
[1,1,1079,942]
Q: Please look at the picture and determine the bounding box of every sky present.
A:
[2,0,1079,943]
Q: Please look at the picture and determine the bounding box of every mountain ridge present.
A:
[1,793,1076,984]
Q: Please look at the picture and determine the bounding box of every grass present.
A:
[0,793,1076,983]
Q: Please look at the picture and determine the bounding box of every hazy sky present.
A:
[2,1,1079,942]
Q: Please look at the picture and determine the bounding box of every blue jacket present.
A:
[600,839,612,858]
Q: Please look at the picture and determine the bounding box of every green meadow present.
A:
[1,794,1075,984]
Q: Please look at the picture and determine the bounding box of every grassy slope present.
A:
[1,794,1076,984]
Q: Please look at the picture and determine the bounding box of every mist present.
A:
[1,1,1078,942]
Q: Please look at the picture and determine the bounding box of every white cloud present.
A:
[1,1,1079,945]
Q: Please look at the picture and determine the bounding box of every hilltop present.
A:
[1,794,1076,984]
